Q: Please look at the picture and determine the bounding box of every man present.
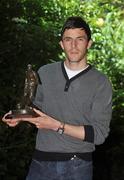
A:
[3,16,112,180]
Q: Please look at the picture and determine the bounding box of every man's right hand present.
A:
[2,111,20,127]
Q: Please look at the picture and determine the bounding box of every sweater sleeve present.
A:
[83,125,94,143]
[84,77,112,145]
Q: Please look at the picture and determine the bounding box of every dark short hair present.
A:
[61,16,91,41]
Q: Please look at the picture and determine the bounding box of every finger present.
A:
[20,118,36,122]
[2,111,12,121]
[8,123,18,127]
[36,122,41,128]
[33,108,44,116]
[3,117,12,122]
[5,119,19,125]
[20,118,39,127]
[6,121,19,127]
[3,119,12,123]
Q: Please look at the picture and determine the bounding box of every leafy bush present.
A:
[0,0,124,179]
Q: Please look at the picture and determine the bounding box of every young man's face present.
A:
[60,28,92,64]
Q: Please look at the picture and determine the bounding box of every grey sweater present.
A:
[33,61,112,153]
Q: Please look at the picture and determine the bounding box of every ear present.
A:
[59,40,64,50]
[87,40,93,49]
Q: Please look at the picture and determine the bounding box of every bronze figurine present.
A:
[6,64,39,119]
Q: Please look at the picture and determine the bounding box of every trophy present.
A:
[5,64,39,119]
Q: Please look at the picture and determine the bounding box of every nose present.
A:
[71,39,77,48]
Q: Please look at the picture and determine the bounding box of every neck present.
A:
[64,59,88,71]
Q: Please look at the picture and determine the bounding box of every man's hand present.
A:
[2,111,20,127]
[20,108,60,130]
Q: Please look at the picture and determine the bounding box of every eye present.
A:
[63,37,72,42]
[77,36,87,42]
[77,37,85,41]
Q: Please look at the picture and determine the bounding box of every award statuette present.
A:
[5,64,39,119]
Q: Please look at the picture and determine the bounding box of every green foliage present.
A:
[0,0,124,179]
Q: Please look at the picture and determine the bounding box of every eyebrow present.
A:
[63,35,87,40]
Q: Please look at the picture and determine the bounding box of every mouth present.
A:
[70,51,79,55]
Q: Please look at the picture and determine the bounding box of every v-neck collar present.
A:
[61,61,92,91]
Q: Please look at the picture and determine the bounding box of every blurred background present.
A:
[0,0,124,179]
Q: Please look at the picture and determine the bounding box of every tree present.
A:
[0,0,124,179]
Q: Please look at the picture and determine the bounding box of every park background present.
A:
[0,0,124,179]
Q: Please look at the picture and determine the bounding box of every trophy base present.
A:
[5,107,39,119]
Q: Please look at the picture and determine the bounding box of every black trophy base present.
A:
[5,107,39,119]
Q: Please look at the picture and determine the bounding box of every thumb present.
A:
[33,108,43,116]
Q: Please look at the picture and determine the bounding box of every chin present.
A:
[69,61,79,64]
[69,59,80,63]
[68,57,78,62]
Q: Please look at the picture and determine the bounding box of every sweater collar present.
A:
[61,61,92,91]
